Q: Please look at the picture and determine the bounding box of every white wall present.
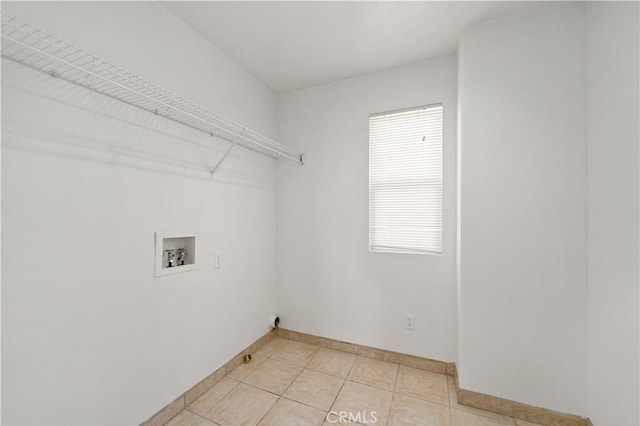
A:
[586,2,640,425]
[1,2,279,424]
[277,57,458,362]
[5,3,638,425]
[457,3,588,415]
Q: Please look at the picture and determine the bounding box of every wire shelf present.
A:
[0,13,304,164]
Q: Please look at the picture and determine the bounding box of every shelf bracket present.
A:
[209,142,237,177]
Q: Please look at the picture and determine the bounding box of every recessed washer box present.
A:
[155,231,198,277]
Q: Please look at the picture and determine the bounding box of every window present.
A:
[369,104,443,254]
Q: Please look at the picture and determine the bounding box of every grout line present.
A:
[190,410,215,425]
[165,332,573,426]
[279,393,329,413]
[235,336,282,385]
[254,394,280,426]
[273,340,314,397]
[347,356,397,426]
[322,344,363,424]
[211,339,451,426]
[184,407,200,416]
[447,374,454,426]
[345,358,398,394]
[325,358,355,425]
[173,334,277,425]
[252,339,314,426]
[306,347,358,379]
[384,363,401,426]
[161,411,181,426]
[190,379,241,423]
[261,338,335,420]
[445,369,455,426]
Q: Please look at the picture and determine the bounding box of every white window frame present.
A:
[368,104,443,255]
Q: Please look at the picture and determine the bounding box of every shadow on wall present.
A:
[2,60,289,190]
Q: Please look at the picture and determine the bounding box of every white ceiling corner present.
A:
[163,1,547,94]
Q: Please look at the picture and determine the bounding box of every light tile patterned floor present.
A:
[164,337,544,426]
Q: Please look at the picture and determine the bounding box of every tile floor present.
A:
[164,337,544,426]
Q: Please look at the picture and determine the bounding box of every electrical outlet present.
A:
[405,314,415,330]
[214,252,222,269]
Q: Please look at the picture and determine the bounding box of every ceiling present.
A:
[163,1,545,94]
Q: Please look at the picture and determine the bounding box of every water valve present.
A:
[165,249,176,268]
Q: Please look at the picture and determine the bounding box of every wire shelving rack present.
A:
[0,13,304,166]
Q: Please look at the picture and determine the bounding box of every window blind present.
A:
[369,104,443,254]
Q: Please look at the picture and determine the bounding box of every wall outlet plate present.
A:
[405,314,415,330]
